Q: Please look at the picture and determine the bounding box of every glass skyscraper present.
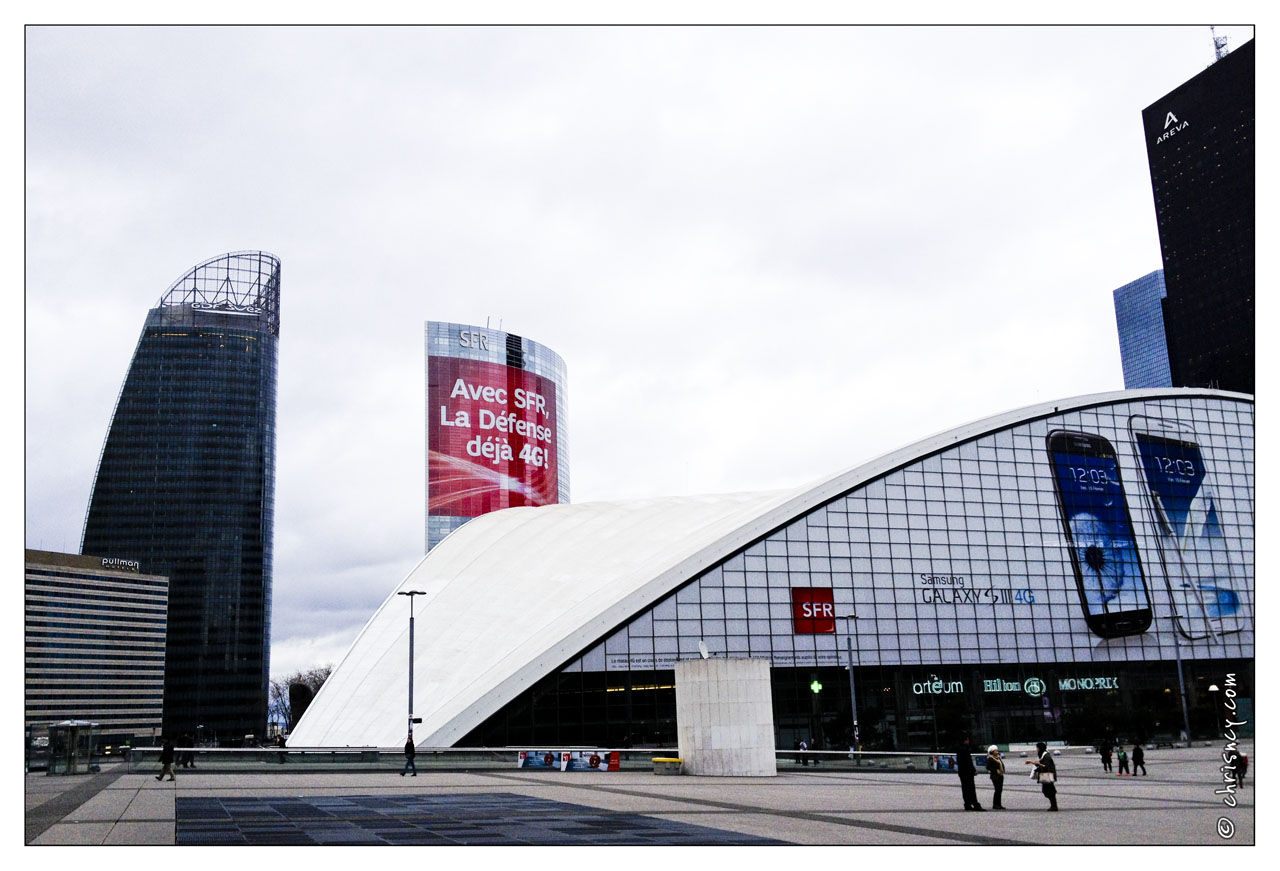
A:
[1113,269,1172,389]
[1142,39,1254,394]
[82,251,280,741]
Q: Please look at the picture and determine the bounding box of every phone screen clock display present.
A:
[1047,430,1152,638]
[1130,419,1243,640]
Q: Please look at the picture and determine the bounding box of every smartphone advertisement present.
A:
[1129,416,1243,640]
[1046,431,1152,638]
[427,357,559,518]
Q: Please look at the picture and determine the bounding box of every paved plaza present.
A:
[25,744,1252,847]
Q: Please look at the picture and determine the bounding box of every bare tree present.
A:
[269,664,333,734]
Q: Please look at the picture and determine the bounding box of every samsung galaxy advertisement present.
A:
[1047,430,1152,638]
[580,395,1253,674]
[1130,415,1245,641]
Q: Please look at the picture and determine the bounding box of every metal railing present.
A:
[127,747,654,773]
[121,746,1020,774]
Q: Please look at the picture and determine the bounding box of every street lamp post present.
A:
[836,614,859,763]
[1170,623,1194,747]
[397,591,426,737]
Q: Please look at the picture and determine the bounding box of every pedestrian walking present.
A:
[277,733,287,764]
[1132,743,1146,776]
[401,732,417,776]
[1099,742,1113,772]
[1234,753,1247,788]
[1116,747,1130,775]
[956,735,984,811]
[799,738,809,766]
[156,737,176,782]
[1024,741,1058,811]
[985,745,1006,809]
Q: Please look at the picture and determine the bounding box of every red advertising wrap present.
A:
[428,357,559,517]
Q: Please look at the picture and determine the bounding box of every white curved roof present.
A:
[288,388,1247,748]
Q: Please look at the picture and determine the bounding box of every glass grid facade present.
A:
[1142,40,1254,394]
[81,251,279,741]
[1113,270,1172,389]
[462,395,1252,749]
[25,551,168,742]
[425,321,569,551]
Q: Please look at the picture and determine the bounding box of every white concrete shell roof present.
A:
[287,388,1247,748]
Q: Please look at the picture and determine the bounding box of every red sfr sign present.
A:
[792,587,836,634]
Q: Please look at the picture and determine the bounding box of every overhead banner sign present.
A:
[428,357,559,518]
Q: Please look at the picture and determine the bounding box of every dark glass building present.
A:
[1112,269,1172,389]
[82,251,280,742]
[1142,38,1254,394]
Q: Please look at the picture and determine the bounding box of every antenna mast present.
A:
[1211,26,1230,62]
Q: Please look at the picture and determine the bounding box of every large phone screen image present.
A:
[1133,431,1242,635]
[1047,432,1150,635]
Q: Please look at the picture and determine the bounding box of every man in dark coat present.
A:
[1099,741,1113,772]
[956,736,983,810]
[156,738,176,782]
[1132,743,1146,775]
[401,732,417,776]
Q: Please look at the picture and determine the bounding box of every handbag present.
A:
[1039,771,1055,784]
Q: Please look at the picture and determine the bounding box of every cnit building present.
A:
[291,389,1253,751]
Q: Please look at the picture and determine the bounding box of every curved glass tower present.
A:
[82,251,280,741]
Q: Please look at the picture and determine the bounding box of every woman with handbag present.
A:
[1024,741,1058,811]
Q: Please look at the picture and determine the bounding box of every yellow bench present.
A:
[652,757,682,775]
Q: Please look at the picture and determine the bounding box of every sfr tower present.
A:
[425,322,568,550]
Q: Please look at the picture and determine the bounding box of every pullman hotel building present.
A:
[291,389,1253,751]
[25,550,168,744]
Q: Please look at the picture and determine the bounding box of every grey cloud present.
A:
[25,24,1255,681]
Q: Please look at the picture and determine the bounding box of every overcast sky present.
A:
[23,23,1258,679]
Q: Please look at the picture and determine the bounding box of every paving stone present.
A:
[175,792,782,845]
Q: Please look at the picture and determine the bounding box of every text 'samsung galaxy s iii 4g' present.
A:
[1128,415,1244,642]
[1046,430,1152,638]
